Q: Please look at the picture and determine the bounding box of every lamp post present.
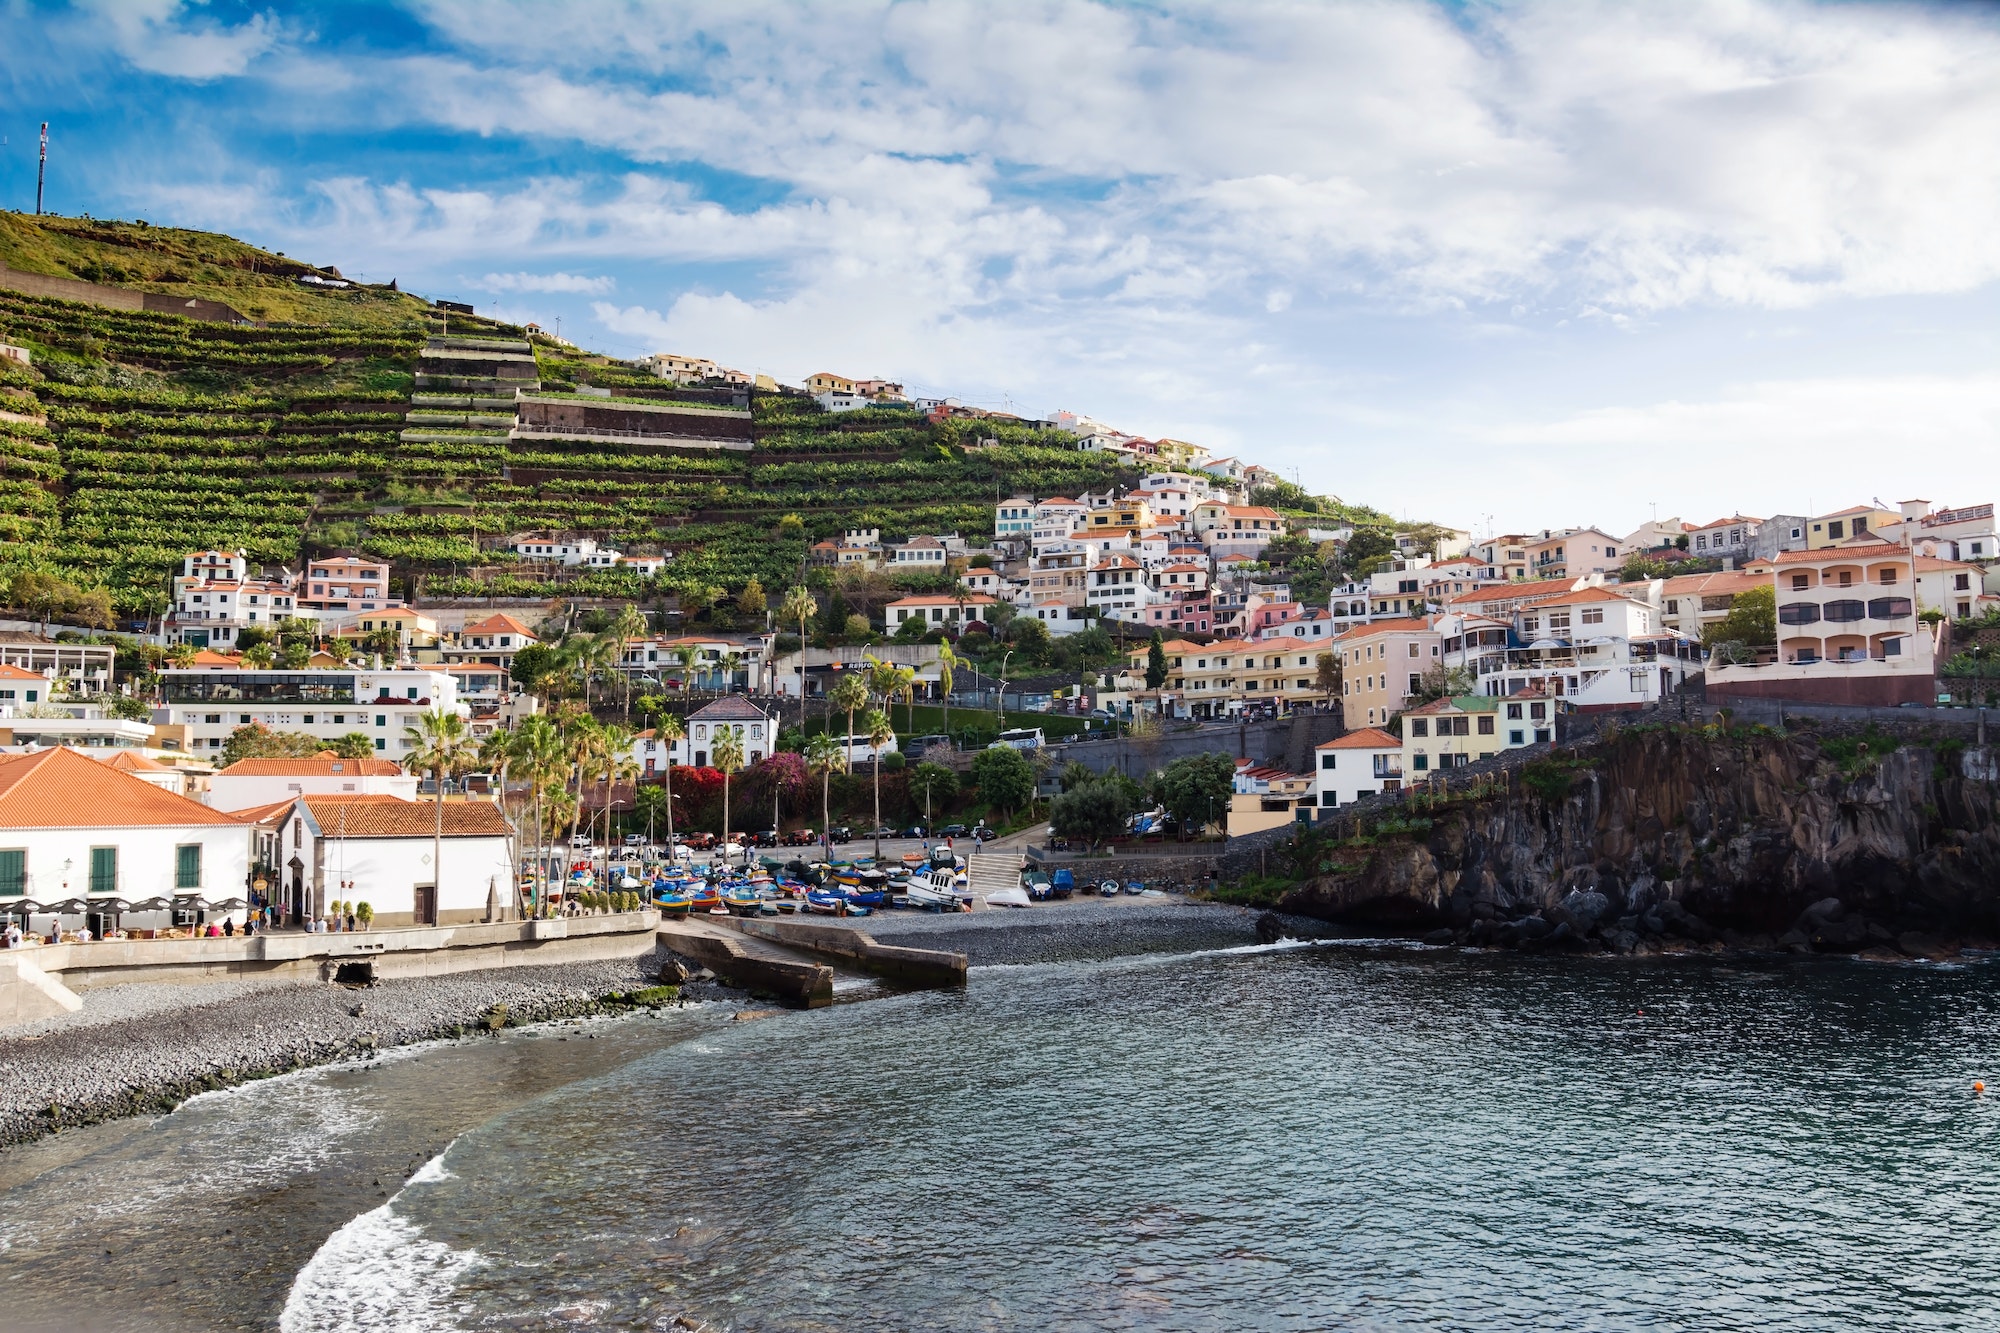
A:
[996,649,1015,726]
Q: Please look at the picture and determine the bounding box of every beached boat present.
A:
[1022,870,1053,901]
[685,884,722,912]
[805,888,847,915]
[984,885,1032,909]
[1099,880,1120,897]
[905,871,958,912]
[722,886,764,916]
[654,892,692,917]
[1050,868,1075,899]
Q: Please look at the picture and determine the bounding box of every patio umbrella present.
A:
[210,897,247,911]
[91,897,131,931]
[49,899,88,915]
[9,900,44,924]
[128,897,172,912]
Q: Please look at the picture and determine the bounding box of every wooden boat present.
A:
[905,871,958,912]
[654,892,692,918]
[722,886,764,916]
[685,884,722,912]
[805,888,847,915]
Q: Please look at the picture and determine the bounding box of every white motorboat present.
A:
[905,869,959,912]
[983,886,1032,909]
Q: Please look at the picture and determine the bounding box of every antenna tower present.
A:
[36,123,47,215]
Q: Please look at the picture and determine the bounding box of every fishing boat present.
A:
[653,891,692,918]
[721,885,764,916]
[1050,868,1075,899]
[685,884,723,913]
[984,885,1032,909]
[1022,870,1053,901]
[905,870,958,912]
[805,888,848,915]
[1099,880,1120,897]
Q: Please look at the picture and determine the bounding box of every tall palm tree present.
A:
[864,707,895,861]
[405,708,478,926]
[776,584,816,644]
[608,604,649,714]
[674,643,703,694]
[894,664,918,735]
[167,642,197,669]
[804,731,843,862]
[936,641,960,743]
[720,650,743,694]
[654,712,686,848]
[561,716,602,863]
[864,653,902,726]
[593,722,636,856]
[508,715,564,912]
[712,725,746,860]
[828,672,869,773]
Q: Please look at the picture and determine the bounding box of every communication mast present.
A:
[36,123,47,215]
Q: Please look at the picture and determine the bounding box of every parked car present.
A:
[864,824,896,838]
[568,834,594,850]
[828,826,854,844]
[783,828,818,847]
[752,829,781,848]
[623,833,646,848]
[903,825,927,838]
[940,823,969,838]
[971,826,997,842]
[680,831,716,850]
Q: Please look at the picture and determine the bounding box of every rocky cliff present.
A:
[1276,724,2000,955]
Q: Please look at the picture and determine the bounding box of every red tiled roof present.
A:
[301,794,509,838]
[1317,727,1401,750]
[98,750,170,773]
[1332,617,1434,642]
[0,664,42,681]
[220,757,407,777]
[462,613,536,637]
[0,747,245,829]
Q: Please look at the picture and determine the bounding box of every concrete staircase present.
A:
[965,847,1026,906]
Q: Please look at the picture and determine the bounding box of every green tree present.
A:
[105,694,152,721]
[972,745,1035,818]
[1342,527,1396,578]
[240,641,276,669]
[329,732,376,759]
[713,724,746,853]
[1145,631,1168,690]
[510,641,561,692]
[218,723,328,767]
[828,672,870,771]
[1410,663,1477,705]
[804,731,844,857]
[1152,751,1235,840]
[406,708,478,925]
[1050,776,1137,852]
[738,577,767,619]
[908,760,957,832]
[1314,650,1340,697]
[654,712,686,847]
[864,707,896,859]
[1703,584,1777,655]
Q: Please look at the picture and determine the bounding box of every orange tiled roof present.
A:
[0,664,43,681]
[220,757,406,777]
[98,750,170,773]
[462,613,536,637]
[0,747,245,829]
[1534,585,1640,607]
[1317,727,1401,750]
[301,794,509,838]
[1332,617,1434,642]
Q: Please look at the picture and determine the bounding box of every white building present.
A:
[1311,727,1403,809]
[514,537,601,566]
[251,794,512,927]
[208,756,417,813]
[0,746,252,933]
[1437,585,1697,710]
[169,550,300,649]
[157,665,464,758]
[887,593,999,631]
[995,497,1036,538]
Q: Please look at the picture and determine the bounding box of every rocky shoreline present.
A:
[0,951,692,1150]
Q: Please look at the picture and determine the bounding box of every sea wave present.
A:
[279,1147,479,1333]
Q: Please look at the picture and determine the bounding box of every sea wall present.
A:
[1277,722,2000,954]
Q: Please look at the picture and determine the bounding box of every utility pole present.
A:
[36,123,48,215]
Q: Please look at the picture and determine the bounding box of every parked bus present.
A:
[840,734,901,763]
[991,728,1045,751]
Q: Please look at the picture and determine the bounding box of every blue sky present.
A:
[4,0,1999,537]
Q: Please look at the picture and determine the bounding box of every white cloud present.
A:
[474,272,615,295]
[79,0,288,80]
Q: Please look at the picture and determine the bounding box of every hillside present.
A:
[0,212,1157,617]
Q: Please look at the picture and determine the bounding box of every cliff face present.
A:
[1276,727,2000,952]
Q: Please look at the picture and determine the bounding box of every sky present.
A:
[2,0,1998,539]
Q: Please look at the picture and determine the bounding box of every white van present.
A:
[841,734,900,763]
[991,728,1045,752]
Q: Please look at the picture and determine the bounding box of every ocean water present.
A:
[7,945,2000,1331]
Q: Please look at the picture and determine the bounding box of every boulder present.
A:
[1422,927,1455,946]
[1551,889,1611,936]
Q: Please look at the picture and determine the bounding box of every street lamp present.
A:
[996,649,1015,725]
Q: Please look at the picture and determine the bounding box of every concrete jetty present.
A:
[655,917,836,1008]
[718,916,968,988]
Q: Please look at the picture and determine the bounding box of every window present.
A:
[1534,728,1552,742]
[90,846,117,895]
[1321,754,1337,770]
[1956,574,1972,591]
[1791,574,1809,590]
[1411,719,1429,737]
[1477,716,1495,735]
[1408,673,1422,694]
[176,844,201,890]
[0,849,23,897]
[1407,643,1419,657]
[1581,608,1604,625]
[1413,754,1430,772]
[1506,703,1523,719]
[1509,729,1525,744]
[1827,520,1845,540]
[1530,702,1548,720]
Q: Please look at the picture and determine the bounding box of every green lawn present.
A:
[802,703,1099,745]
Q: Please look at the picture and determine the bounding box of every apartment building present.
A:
[1803,504,1899,550]
[887,593,999,631]
[1311,728,1403,808]
[995,496,1036,537]
[1686,516,1760,560]
[1658,570,1769,640]
[1087,555,1153,619]
[298,556,399,613]
[1334,618,1442,729]
[1524,528,1622,580]
[169,551,298,649]
[157,664,464,756]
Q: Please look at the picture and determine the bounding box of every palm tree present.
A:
[894,664,918,735]
[561,716,602,863]
[712,725,746,859]
[609,604,649,714]
[405,708,478,927]
[828,672,869,773]
[634,782,669,849]
[654,712,686,848]
[776,580,816,652]
[167,642,197,669]
[508,715,563,912]
[864,707,895,861]
[241,642,275,668]
[674,643,702,694]
[936,641,960,742]
[804,731,843,862]
[593,723,636,856]
[720,650,743,693]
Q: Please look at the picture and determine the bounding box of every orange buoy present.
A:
[1977,1081,1986,1094]
[1636,1008,1645,1016]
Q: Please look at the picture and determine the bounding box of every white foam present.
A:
[279,1145,479,1333]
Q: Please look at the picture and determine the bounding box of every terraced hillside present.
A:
[0,214,1141,617]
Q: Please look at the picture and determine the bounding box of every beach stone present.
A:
[1551,890,1610,935]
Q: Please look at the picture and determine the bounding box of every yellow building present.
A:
[1804,504,1900,550]
[1333,617,1441,729]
